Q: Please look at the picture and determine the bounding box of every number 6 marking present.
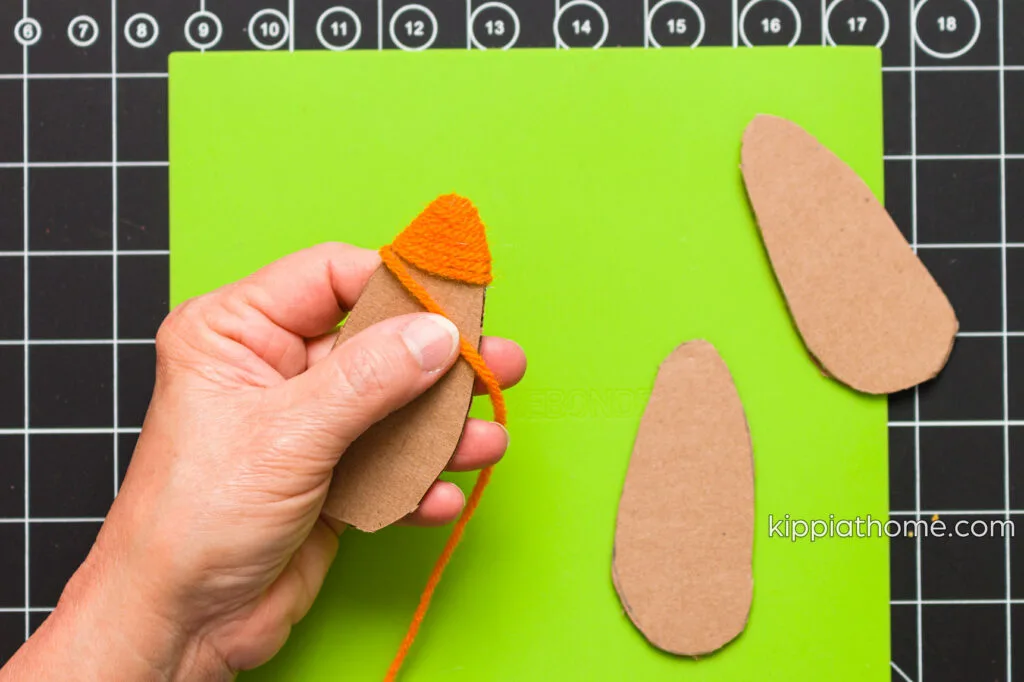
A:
[14,17,42,46]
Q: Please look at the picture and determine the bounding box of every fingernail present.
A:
[401,314,460,372]
[496,422,510,449]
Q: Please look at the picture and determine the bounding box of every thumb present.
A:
[276,312,461,460]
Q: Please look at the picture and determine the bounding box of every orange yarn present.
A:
[391,193,493,285]
[380,194,506,682]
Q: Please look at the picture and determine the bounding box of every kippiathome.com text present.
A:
[768,514,1015,542]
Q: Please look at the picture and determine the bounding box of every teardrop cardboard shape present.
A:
[613,340,754,656]
[741,114,958,394]
[321,264,484,532]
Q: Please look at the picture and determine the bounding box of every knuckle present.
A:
[154,297,214,368]
[155,299,197,354]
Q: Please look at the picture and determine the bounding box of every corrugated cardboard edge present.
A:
[321,263,485,532]
[740,114,958,394]
[612,339,754,657]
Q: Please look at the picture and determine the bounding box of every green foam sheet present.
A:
[168,47,890,681]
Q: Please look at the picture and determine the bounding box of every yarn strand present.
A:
[379,241,506,681]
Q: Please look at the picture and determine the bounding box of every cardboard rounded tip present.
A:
[673,337,714,355]
[837,313,959,394]
[392,193,492,283]
[744,113,794,134]
[741,114,805,165]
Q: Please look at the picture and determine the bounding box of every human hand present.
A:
[1,243,525,681]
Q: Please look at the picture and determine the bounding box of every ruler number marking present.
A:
[404,20,425,37]
[667,18,687,34]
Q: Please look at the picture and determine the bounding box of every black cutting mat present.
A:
[0,1,1020,679]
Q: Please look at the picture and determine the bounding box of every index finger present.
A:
[220,242,381,339]
[192,243,381,379]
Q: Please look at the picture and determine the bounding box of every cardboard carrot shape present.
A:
[322,194,502,532]
[323,194,506,680]
[741,114,958,394]
[614,340,754,656]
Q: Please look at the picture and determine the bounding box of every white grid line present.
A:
[288,0,296,52]
[0,608,52,614]
[0,428,141,436]
[998,1,1012,677]
[912,243,1014,248]
[894,599,1024,606]
[0,244,952,253]
[890,420,1024,427]
[20,0,29,642]
[0,161,167,168]
[908,2,923,677]
[890,509,1024,516]
[0,66,1015,79]
[112,0,120,500]
[884,64,1024,72]
[958,332,1024,337]
[0,339,154,346]
[0,72,167,80]
[643,0,649,48]
[731,0,738,47]
[820,0,826,47]
[0,250,168,257]
[886,153,1024,160]
[892,661,915,682]
[554,0,559,50]
[0,518,106,524]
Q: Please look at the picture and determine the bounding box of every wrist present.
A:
[64,547,231,681]
[64,516,235,679]
[17,522,234,682]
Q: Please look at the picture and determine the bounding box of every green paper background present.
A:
[169,48,890,681]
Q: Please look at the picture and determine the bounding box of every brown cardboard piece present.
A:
[741,114,958,394]
[321,263,484,532]
[613,340,754,657]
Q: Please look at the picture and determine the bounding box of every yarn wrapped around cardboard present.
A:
[321,264,484,532]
